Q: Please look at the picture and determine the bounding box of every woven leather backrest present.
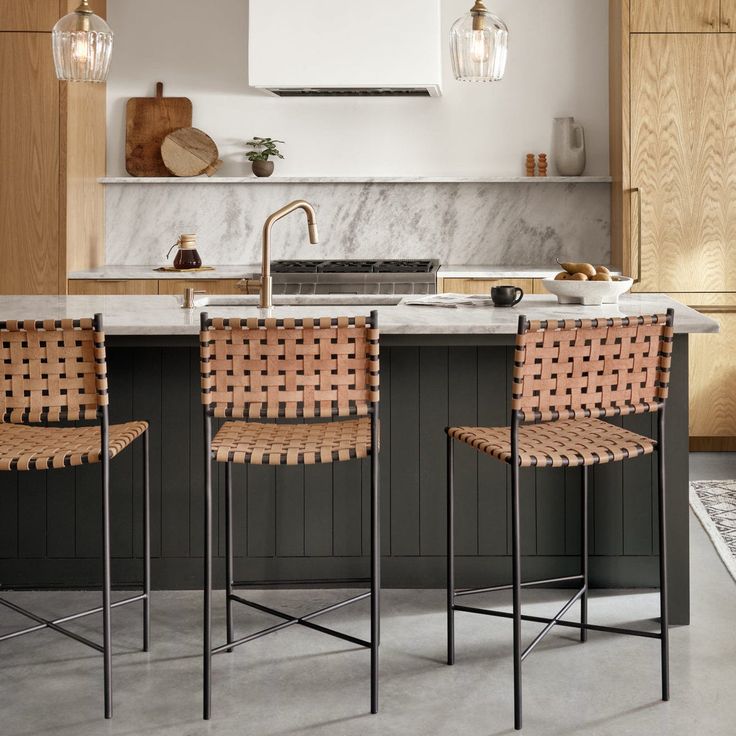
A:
[512,313,674,423]
[200,315,380,419]
[0,318,108,424]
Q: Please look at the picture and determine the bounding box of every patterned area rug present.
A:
[690,481,736,582]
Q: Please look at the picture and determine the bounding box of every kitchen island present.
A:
[0,295,716,625]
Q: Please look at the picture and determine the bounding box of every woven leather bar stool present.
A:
[200,311,380,720]
[446,309,675,731]
[0,315,150,719]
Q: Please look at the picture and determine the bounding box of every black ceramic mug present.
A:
[491,285,524,307]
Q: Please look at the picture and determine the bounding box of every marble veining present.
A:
[105,182,611,268]
[0,295,715,336]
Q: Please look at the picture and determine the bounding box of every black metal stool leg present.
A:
[447,433,455,666]
[581,467,589,643]
[101,416,113,719]
[658,410,670,701]
[203,416,213,720]
[143,430,151,653]
[511,422,522,731]
[370,414,380,715]
[225,462,234,653]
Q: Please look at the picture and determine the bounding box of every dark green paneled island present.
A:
[0,294,718,625]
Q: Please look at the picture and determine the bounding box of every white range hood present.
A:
[248,0,442,97]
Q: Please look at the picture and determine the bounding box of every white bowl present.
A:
[542,277,633,306]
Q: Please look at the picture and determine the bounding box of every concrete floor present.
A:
[1,454,734,736]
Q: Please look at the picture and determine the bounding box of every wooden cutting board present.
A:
[125,82,192,177]
[161,128,223,177]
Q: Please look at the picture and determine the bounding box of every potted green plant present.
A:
[245,137,284,177]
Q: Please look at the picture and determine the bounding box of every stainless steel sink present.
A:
[190,294,404,308]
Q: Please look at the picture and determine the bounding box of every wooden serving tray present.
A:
[155,266,215,273]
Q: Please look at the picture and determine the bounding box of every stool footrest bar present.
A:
[455,575,584,598]
[233,578,371,588]
[0,593,148,647]
[213,591,372,655]
[521,587,586,662]
[453,603,662,640]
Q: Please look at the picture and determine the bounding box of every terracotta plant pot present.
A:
[252,160,274,178]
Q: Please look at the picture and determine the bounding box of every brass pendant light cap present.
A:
[471,0,488,31]
[75,0,95,15]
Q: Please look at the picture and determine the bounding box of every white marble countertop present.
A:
[0,295,716,336]
[100,176,613,185]
[70,265,616,281]
[68,265,258,280]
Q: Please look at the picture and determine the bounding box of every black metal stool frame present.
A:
[201,311,380,720]
[0,314,151,720]
[446,312,672,731]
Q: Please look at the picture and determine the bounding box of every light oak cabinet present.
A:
[438,278,538,295]
[612,1,736,447]
[668,294,736,448]
[68,280,159,296]
[157,279,243,296]
[630,34,736,293]
[0,32,59,294]
[631,0,721,32]
[722,0,736,28]
[67,279,244,296]
[0,1,106,295]
[0,0,60,31]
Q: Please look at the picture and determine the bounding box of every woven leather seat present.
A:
[448,417,656,468]
[445,312,676,731]
[212,418,372,465]
[0,420,148,472]
[0,315,151,719]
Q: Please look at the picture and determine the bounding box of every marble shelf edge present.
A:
[99,176,613,185]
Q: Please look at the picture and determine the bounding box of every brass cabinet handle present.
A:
[724,17,733,28]
[630,187,643,284]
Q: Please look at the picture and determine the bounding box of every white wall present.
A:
[106,0,609,177]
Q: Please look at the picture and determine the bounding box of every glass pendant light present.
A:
[52,0,113,83]
[450,0,508,82]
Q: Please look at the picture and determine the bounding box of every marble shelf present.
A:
[99,176,612,185]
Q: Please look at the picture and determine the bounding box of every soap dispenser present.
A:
[167,234,202,270]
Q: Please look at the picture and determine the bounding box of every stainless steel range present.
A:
[264,259,439,296]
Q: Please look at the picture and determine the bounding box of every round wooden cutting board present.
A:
[161,127,223,177]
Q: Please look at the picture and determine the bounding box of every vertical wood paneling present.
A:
[305,464,333,557]
[247,466,275,557]
[449,347,478,556]
[46,470,75,558]
[564,468,585,556]
[536,470,566,556]
[108,348,134,558]
[132,348,162,559]
[189,350,206,558]
[75,464,101,558]
[419,347,448,556]
[622,413,655,556]
[389,348,421,556]
[160,350,190,557]
[333,462,363,556]
[380,349,391,556]
[276,467,305,557]
[18,473,46,558]
[477,346,508,556]
[0,473,18,558]
[593,417,624,555]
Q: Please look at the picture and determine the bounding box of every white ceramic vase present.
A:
[553,117,586,176]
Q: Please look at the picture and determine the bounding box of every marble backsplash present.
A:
[104,182,611,266]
